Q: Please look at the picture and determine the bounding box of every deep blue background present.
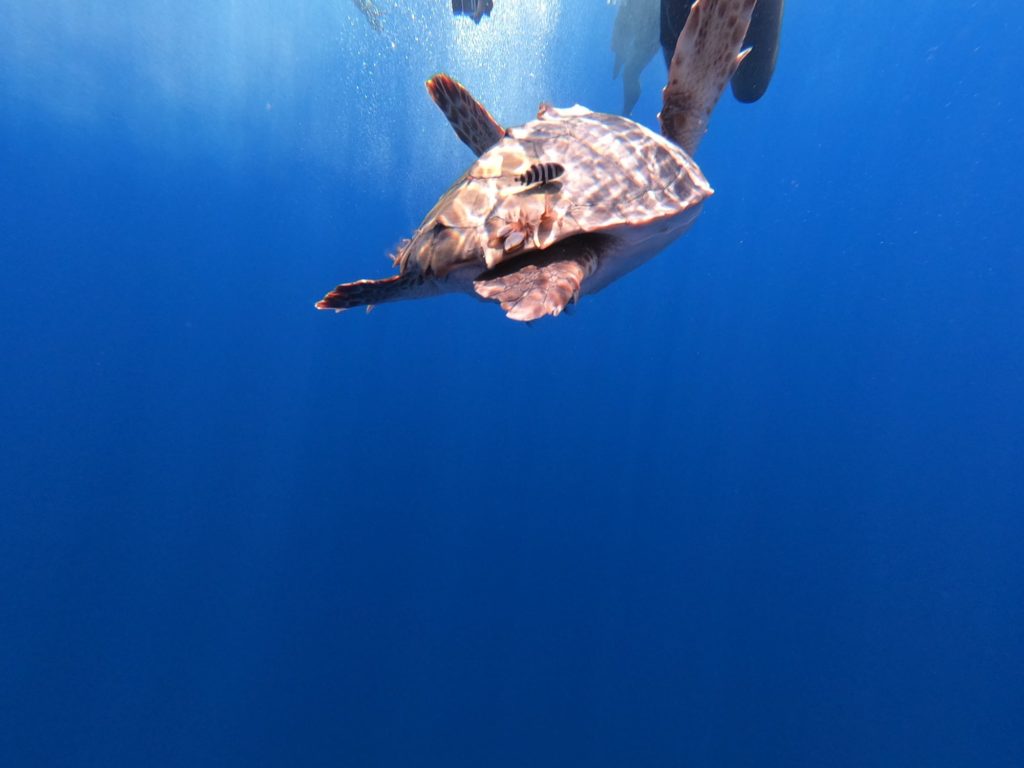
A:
[2,1,1022,765]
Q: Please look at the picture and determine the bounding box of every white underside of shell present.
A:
[583,203,705,295]
[432,203,705,304]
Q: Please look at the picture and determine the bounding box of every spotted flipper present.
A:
[660,0,756,155]
[426,74,504,157]
[315,273,438,312]
[661,0,784,103]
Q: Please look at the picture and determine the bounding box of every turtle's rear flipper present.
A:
[475,261,585,322]
[427,74,504,157]
[316,273,432,312]
[474,242,602,322]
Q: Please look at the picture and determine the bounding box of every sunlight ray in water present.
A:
[445,0,561,109]
[1,0,568,211]
[3,2,1024,765]
[330,0,566,215]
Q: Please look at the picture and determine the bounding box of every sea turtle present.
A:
[317,0,758,322]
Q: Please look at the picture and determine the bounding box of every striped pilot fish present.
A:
[515,163,565,188]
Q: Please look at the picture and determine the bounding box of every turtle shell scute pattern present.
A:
[394,109,712,277]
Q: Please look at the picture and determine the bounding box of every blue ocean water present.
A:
[1,1,1022,765]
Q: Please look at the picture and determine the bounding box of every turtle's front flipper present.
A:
[659,0,756,155]
[660,0,784,103]
[473,239,601,322]
[426,74,504,157]
[316,273,437,312]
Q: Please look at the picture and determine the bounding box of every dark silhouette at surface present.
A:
[452,0,493,24]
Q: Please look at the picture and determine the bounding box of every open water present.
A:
[1,1,1022,765]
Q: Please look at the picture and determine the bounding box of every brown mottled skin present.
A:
[426,75,504,158]
[660,0,757,155]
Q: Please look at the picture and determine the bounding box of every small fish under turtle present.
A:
[318,0,759,322]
